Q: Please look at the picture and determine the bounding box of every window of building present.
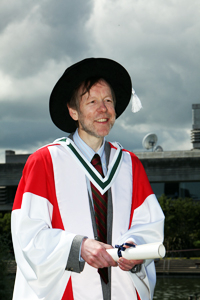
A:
[179,182,200,200]
[151,182,200,200]
[0,186,18,204]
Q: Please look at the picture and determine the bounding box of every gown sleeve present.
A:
[11,146,84,298]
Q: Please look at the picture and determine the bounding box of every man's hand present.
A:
[81,238,118,269]
[117,241,143,272]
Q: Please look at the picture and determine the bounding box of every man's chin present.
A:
[94,123,114,137]
[92,127,113,138]
[79,122,114,139]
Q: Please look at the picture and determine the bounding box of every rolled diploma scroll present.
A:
[106,242,166,261]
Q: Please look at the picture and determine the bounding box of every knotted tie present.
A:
[91,154,108,284]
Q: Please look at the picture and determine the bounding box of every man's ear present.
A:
[67,104,78,121]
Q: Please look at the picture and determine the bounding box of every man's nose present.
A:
[97,100,107,112]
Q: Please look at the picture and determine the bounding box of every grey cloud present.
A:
[1,118,62,150]
[108,116,191,153]
[0,0,33,32]
[0,100,47,122]
[0,0,93,78]
[0,0,199,163]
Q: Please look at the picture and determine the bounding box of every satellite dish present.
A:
[154,145,163,152]
[142,133,158,150]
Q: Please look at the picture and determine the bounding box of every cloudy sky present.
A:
[0,0,200,162]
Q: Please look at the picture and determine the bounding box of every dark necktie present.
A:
[91,154,108,284]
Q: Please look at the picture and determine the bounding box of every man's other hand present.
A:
[81,238,118,269]
[117,241,143,272]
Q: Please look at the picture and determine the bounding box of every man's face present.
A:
[69,80,116,141]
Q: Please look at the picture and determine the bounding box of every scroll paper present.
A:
[107,242,165,261]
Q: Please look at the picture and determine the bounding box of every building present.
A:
[0,104,200,211]
[135,150,200,200]
[135,104,200,200]
[0,151,29,211]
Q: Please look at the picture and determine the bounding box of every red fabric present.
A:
[12,145,65,230]
[136,289,141,300]
[61,277,74,300]
[125,150,153,229]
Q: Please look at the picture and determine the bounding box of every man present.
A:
[11,58,164,300]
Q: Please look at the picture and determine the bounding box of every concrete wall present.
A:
[139,157,200,182]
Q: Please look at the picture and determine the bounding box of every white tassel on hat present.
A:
[131,88,142,113]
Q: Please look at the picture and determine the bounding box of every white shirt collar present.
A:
[73,129,105,162]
